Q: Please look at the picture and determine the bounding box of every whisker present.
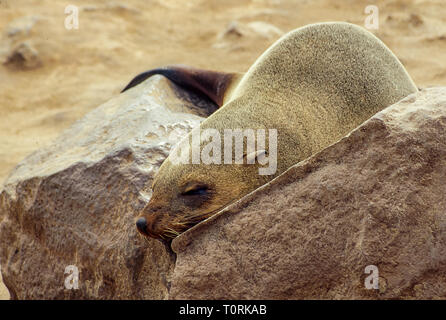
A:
[163,227,180,238]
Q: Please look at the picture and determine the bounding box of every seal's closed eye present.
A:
[181,185,209,196]
[180,184,213,209]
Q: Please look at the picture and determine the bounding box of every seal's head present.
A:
[135,159,262,241]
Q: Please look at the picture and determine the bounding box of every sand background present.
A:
[1,0,446,300]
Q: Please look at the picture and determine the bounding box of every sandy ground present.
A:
[1,0,446,300]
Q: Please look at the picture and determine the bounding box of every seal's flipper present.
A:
[121,65,241,107]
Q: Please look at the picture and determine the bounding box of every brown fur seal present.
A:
[130,22,417,241]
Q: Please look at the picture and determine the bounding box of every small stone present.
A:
[5,16,39,38]
[4,41,42,69]
[220,21,245,39]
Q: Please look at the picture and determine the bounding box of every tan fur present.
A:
[137,22,417,241]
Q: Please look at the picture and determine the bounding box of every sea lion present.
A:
[131,22,417,242]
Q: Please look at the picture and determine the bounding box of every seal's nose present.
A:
[136,215,162,240]
[136,217,148,235]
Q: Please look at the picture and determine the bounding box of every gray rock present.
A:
[0,75,210,299]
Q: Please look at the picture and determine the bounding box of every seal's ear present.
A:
[235,149,268,164]
[121,65,240,107]
[245,149,268,165]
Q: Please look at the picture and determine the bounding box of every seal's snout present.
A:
[136,217,148,235]
[136,214,163,240]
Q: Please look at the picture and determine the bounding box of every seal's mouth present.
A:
[160,220,202,239]
[136,214,205,241]
[136,209,220,241]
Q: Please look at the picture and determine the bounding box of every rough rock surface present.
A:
[170,87,446,300]
[0,76,211,299]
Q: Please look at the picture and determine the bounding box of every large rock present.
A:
[2,80,446,300]
[170,87,446,299]
[0,75,212,299]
